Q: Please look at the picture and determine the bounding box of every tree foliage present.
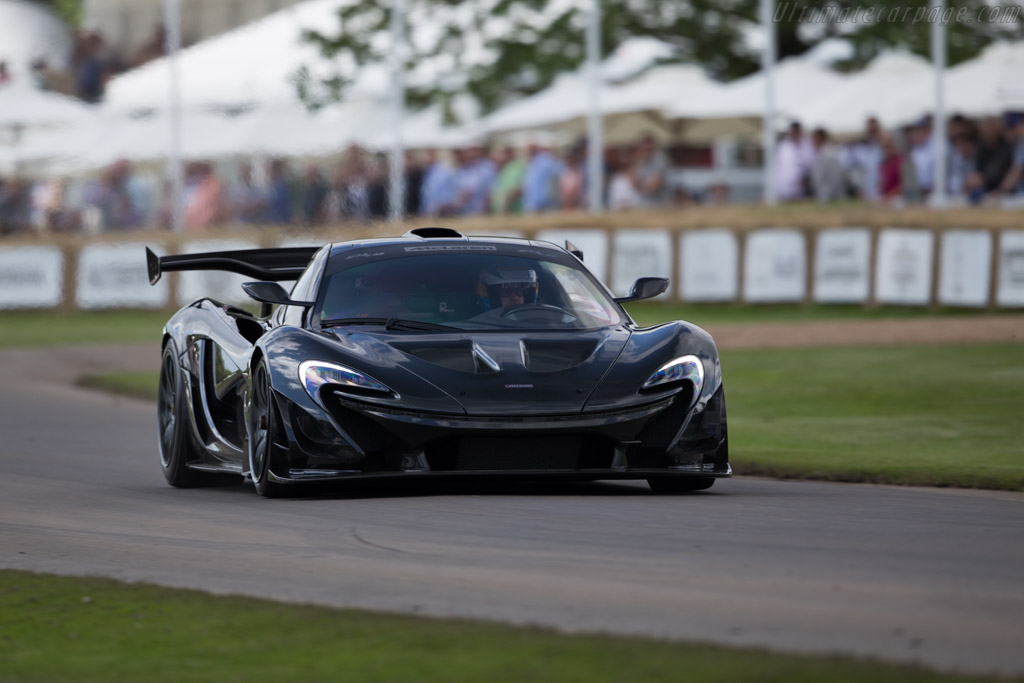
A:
[32,0,83,27]
[297,0,1023,118]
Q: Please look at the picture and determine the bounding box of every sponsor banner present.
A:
[679,229,738,302]
[536,229,609,284]
[76,243,169,309]
[743,229,806,302]
[938,230,992,307]
[813,228,871,303]
[996,230,1024,307]
[874,229,934,305]
[0,246,63,309]
[611,230,672,298]
[178,239,261,306]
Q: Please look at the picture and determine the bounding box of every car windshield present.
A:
[318,253,623,330]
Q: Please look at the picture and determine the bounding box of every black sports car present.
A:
[148,227,729,497]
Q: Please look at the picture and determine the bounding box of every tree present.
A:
[297,0,1023,119]
[33,0,82,27]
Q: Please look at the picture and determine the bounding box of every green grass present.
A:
[74,343,1024,491]
[2,304,1017,351]
[0,310,169,348]
[623,301,1017,327]
[724,344,1024,490]
[0,570,1009,683]
[76,372,161,402]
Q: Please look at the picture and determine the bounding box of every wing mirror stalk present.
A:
[614,277,670,304]
[242,282,314,318]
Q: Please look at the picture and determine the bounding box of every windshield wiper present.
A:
[321,317,458,331]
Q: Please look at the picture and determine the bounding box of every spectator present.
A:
[74,31,106,102]
[879,133,903,200]
[559,143,587,211]
[630,134,668,206]
[846,116,883,201]
[949,134,978,200]
[0,61,11,86]
[453,145,497,215]
[997,116,1024,196]
[608,147,641,210]
[522,142,564,212]
[420,148,457,217]
[906,118,935,199]
[230,163,268,224]
[0,178,32,234]
[974,115,1013,198]
[184,162,224,231]
[810,128,845,202]
[774,122,815,200]
[404,151,423,217]
[366,154,389,220]
[300,164,328,226]
[491,146,526,214]
[266,159,293,225]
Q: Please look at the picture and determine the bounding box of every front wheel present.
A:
[647,477,716,493]
[248,361,291,498]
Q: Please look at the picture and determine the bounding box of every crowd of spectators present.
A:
[776,113,1024,205]
[3,113,1024,236]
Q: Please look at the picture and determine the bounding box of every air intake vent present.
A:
[404,227,466,239]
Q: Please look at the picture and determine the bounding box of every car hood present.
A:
[329,327,631,416]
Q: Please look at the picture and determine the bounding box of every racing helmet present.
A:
[477,267,539,309]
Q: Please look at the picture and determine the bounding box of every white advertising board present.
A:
[743,229,806,302]
[874,229,933,305]
[678,229,738,302]
[611,230,672,298]
[76,243,169,309]
[0,246,63,309]
[813,228,871,303]
[938,231,992,307]
[536,229,609,285]
[178,239,261,306]
[996,231,1024,307]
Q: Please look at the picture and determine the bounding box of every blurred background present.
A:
[1,0,1023,310]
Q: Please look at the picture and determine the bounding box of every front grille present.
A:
[426,436,615,471]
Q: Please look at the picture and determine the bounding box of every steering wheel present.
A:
[500,303,579,321]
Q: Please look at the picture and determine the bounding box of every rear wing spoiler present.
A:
[145,246,320,285]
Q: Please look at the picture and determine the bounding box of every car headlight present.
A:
[299,360,396,403]
[641,355,703,397]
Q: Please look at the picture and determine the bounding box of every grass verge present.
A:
[1,304,1017,350]
[73,343,1024,491]
[0,310,169,349]
[0,570,1009,683]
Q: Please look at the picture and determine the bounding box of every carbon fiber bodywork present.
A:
[154,232,729,493]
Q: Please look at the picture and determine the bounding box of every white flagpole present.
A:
[761,0,777,205]
[585,0,604,212]
[164,0,184,231]
[930,0,948,207]
[388,0,406,222]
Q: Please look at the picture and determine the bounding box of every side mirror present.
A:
[242,281,314,307]
[614,277,670,303]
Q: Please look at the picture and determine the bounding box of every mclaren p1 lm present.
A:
[148,227,729,497]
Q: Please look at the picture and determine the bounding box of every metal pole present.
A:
[930,0,948,207]
[163,0,184,232]
[585,0,603,212]
[388,0,406,222]
[760,0,777,205]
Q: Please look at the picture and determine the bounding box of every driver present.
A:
[477,267,539,310]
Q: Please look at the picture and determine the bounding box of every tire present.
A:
[248,360,291,498]
[647,477,716,493]
[158,340,221,487]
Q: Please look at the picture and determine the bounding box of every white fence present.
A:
[1,227,1022,310]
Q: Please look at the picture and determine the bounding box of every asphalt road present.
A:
[1,344,1022,675]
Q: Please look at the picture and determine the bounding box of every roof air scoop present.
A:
[405,227,467,240]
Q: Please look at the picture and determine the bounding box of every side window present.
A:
[280,246,328,327]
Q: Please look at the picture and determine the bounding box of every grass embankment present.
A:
[74,342,1024,491]
[0,570,1010,683]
